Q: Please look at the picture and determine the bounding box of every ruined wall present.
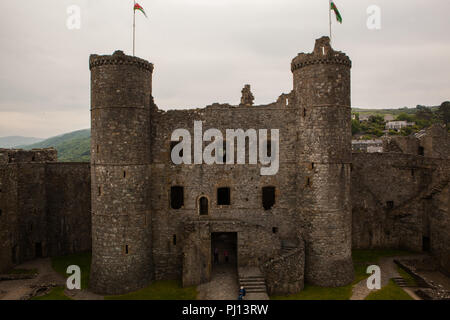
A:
[352,153,449,258]
[149,97,301,283]
[45,163,91,257]
[419,125,450,159]
[0,148,57,164]
[0,148,91,273]
[0,163,18,273]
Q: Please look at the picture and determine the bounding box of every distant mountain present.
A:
[21,129,91,162]
[0,136,44,148]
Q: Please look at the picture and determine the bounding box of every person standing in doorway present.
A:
[214,247,219,264]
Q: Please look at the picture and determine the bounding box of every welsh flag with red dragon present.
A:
[134,3,148,18]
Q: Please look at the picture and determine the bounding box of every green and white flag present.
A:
[331,1,343,24]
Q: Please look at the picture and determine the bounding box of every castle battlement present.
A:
[89,50,154,73]
[291,36,351,72]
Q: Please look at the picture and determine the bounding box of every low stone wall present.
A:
[262,242,305,296]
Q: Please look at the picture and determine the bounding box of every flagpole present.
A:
[133,0,136,56]
[329,0,332,44]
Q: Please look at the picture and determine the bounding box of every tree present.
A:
[415,106,433,121]
[396,113,414,122]
[351,119,361,135]
[438,101,450,126]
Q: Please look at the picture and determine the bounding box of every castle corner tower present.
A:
[89,51,154,294]
[292,37,354,286]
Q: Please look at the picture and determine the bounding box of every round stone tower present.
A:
[89,51,154,294]
[292,37,354,286]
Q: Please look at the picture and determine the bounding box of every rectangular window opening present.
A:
[386,201,394,209]
[418,146,424,156]
[173,235,177,246]
[262,186,276,210]
[217,187,231,206]
[170,186,184,209]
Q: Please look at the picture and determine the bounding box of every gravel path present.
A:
[197,265,239,300]
[0,258,65,300]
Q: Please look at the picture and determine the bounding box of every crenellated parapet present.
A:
[291,37,351,72]
[89,50,154,73]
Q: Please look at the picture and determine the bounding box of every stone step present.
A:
[240,279,265,283]
[239,277,265,281]
[240,283,266,288]
[246,289,267,293]
[240,280,266,285]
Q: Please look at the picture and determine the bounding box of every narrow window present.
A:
[272,227,278,234]
[170,186,184,209]
[35,243,42,258]
[199,197,209,215]
[96,145,100,154]
[306,177,312,187]
[31,156,36,162]
[422,236,430,252]
[303,108,306,117]
[173,235,177,246]
[262,186,276,210]
[217,187,231,206]
[418,146,424,156]
[98,186,101,196]
[123,171,127,178]
[12,246,17,264]
[125,245,129,254]
[386,201,394,209]
[411,169,415,177]
[0,209,2,216]
[286,98,289,106]
[310,162,315,170]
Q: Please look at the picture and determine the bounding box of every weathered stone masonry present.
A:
[0,36,448,295]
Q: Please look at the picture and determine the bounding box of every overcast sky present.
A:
[0,0,449,138]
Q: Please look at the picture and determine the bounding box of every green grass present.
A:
[397,266,418,287]
[51,251,91,290]
[105,280,198,300]
[8,268,38,275]
[365,279,413,300]
[31,287,72,300]
[271,283,355,300]
[271,249,414,300]
[352,249,412,264]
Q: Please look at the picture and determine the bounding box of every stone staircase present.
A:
[238,267,269,300]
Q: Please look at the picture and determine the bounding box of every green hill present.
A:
[21,129,91,162]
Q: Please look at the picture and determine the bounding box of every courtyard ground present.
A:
[1,249,447,300]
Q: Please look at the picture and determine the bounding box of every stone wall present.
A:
[45,163,91,257]
[0,149,91,273]
[262,240,305,296]
[89,51,154,294]
[351,152,450,270]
